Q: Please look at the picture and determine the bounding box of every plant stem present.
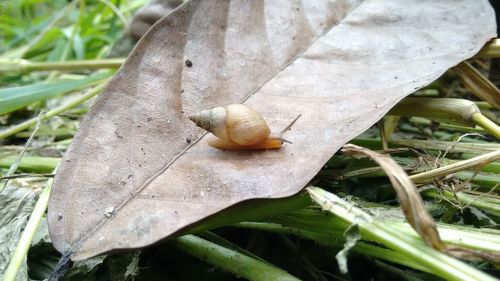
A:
[199,231,271,265]
[477,38,500,58]
[389,97,479,126]
[0,156,60,173]
[235,221,430,273]
[3,176,53,281]
[409,150,500,183]
[392,139,499,155]
[0,82,107,139]
[455,171,500,189]
[389,222,500,253]
[409,117,486,133]
[453,62,500,109]
[307,187,497,281]
[471,113,500,139]
[475,101,495,110]
[269,208,500,254]
[174,235,301,281]
[392,99,499,138]
[424,189,500,217]
[340,168,499,189]
[378,120,389,150]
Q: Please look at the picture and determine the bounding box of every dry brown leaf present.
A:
[48,0,496,260]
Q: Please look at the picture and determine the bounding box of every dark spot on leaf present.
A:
[114,130,123,138]
[185,59,193,67]
[186,137,192,143]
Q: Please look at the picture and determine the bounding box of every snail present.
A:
[189,104,300,150]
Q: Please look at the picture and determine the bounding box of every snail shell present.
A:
[189,104,271,146]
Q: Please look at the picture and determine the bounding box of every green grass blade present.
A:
[3,175,53,281]
[0,73,109,115]
[307,187,497,281]
[0,81,107,139]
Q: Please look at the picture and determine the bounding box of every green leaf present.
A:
[0,73,108,115]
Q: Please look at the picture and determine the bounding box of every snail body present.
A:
[189,104,299,150]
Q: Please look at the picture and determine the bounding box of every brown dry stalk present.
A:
[454,61,500,109]
[446,246,500,264]
[477,38,500,58]
[341,143,500,263]
[409,150,500,183]
[342,144,444,250]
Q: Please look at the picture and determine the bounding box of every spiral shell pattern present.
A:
[189,104,270,145]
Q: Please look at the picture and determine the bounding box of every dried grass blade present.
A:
[341,144,445,250]
[454,61,500,109]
